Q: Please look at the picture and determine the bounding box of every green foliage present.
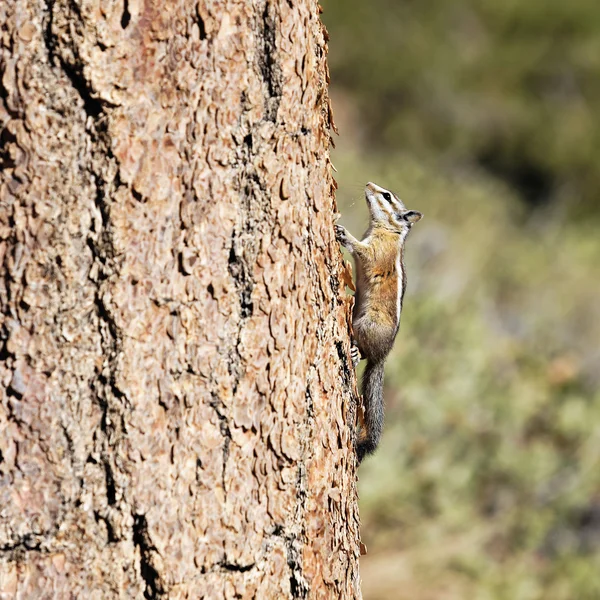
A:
[333,148,600,599]
[322,2,600,593]
[322,0,600,216]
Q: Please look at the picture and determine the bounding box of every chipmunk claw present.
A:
[335,224,348,245]
[351,342,361,367]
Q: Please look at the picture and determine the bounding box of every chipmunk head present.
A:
[365,182,422,234]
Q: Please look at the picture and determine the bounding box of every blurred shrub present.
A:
[323,2,600,594]
[322,0,600,217]
[333,148,600,599]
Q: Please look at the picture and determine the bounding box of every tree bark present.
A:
[0,0,361,598]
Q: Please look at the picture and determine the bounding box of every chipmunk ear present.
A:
[403,210,423,224]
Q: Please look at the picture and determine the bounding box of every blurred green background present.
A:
[321,1,600,598]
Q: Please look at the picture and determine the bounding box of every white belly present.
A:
[395,255,404,327]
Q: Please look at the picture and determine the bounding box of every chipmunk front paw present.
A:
[335,224,349,246]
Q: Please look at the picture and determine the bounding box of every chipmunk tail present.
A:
[357,360,385,463]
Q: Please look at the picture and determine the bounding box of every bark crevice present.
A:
[271,524,309,599]
[43,0,106,118]
[133,514,163,600]
[43,0,139,571]
[120,0,131,30]
[209,396,232,494]
[259,1,282,122]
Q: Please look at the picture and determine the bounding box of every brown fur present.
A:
[354,226,404,328]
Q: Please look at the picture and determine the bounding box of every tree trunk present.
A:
[0,0,361,597]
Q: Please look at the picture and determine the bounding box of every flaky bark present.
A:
[0,0,361,598]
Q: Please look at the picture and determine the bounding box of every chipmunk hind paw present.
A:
[350,343,361,367]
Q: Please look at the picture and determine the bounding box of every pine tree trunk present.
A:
[0,0,361,597]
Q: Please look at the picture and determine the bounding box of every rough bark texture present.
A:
[0,0,361,598]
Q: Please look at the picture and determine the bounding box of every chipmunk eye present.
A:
[382,192,392,201]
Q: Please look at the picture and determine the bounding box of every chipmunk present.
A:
[335,182,422,463]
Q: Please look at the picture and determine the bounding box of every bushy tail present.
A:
[357,360,385,463]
